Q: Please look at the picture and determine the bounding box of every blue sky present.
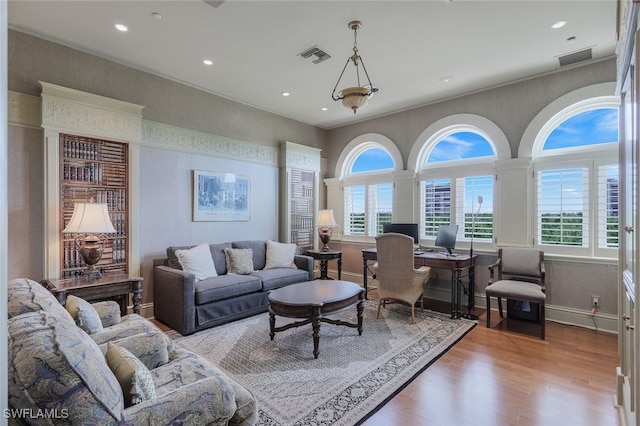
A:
[348,108,619,221]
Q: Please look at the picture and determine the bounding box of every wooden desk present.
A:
[362,248,475,319]
[306,249,342,280]
[42,274,143,316]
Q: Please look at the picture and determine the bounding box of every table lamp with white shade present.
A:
[315,209,339,252]
[63,201,116,278]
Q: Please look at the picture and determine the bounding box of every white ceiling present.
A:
[8,0,617,129]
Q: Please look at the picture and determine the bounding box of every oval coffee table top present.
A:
[268,280,363,306]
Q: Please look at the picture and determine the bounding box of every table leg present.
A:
[338,257,342,280]
[312,306,321,359]
[320,259,328,279]
[269,312,276,340]
[132,281,143,315]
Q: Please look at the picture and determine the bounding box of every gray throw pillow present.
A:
[224,248,254,275]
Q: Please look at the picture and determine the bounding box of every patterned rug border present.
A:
[168,301,476,425]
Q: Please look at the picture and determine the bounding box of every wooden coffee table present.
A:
[268,280,365,359]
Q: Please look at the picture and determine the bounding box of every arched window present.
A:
[410,115,508,249]
[533,103,619,257]
[337,134,402,239]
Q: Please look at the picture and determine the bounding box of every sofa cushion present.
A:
[66,294,104,334]
[167,243,231,275]
[98,330,171,370]
[8,311,123,424]
[194,274,262,305]
[7,277,74,324]
[252,268,311,291]
[93,301,122,327]
[224,248,255,275]
[265,240,297,269]
[175,243,218,281]
[153,348,257,424]
[106,343,157,407]
[232,240,266,270]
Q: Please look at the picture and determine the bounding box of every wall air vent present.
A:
[558,48,593,67]
[298,45,332,64]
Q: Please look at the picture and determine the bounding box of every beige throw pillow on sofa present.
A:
[175,243,217,281]
[224,248,254,275]
[265,240,297,269]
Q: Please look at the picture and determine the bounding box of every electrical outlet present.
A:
[592,296,599,307]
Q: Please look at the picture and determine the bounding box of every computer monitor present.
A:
[435,224,459,255]
[382,223,419,245]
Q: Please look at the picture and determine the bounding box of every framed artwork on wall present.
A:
[193,170,250,221]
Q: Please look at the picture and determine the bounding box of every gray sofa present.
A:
[7,277,258,425]
[154,240,314,335]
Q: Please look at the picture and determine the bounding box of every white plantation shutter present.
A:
[420,179,451,237]
[537,167,589,247]
[343,183,393,237]
[455,175,493,241]
[597,164,619,249]
[344,185,365,236]
[368,183,393,236]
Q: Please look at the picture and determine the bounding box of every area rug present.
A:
[171,300,475,426]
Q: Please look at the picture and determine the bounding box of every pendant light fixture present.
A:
[331,20,379,114]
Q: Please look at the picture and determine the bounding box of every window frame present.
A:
[338,134,402,244]
[533,147,618,258]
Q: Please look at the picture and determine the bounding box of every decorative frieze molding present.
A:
[40,81,144,143]
[279,141,322,171]
[8,91,41,128]
[142,120,279,166]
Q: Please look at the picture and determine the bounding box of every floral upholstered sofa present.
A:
[7,278,258,425]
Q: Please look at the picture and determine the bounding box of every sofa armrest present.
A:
[92,301,121,327]
[153,265,197,335]
[294,254,314,281]
[123,376,237,425]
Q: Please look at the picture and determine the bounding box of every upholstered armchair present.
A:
[375,233,431,323]
[485,247,546,339]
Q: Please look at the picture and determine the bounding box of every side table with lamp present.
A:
[42,200,143,315]
[307,209,342,280]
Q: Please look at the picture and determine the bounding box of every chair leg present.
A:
[540,303,546,340]
[486,294,491,328]
[377,300,382,319]
[420,295,424,313]
[497,297,504,318]
[410,305,415,324]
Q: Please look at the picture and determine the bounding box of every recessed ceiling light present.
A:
[321,107,328,111]
[203,59,213,66]
[114,23,129,32]
[551,20,567,29]
[281,92,290,97]
[439,76,453,83]
[151,12,162,20]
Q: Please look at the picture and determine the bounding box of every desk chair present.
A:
[375,233,431,324]
[485,247,546,339]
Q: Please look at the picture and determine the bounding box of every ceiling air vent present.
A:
[202,1,225,9]
[558,48,593,67]
[298,45,332,64]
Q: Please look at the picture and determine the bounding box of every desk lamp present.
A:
[315,209,338,251]
[63,201,116,278]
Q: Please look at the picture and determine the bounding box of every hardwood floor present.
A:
[152,297,620,426]
[363,300,621,426]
